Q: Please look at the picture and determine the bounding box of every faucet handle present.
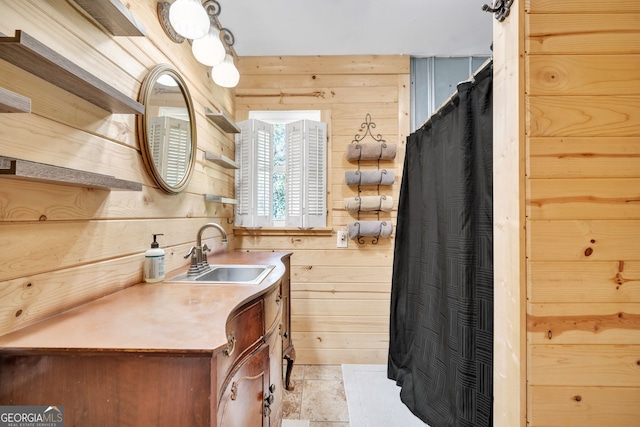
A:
[183,246,197,259]
[199,244,211,270]
[185,247,201,277]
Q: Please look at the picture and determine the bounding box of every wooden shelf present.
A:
[205,152,238,169]
[205,107,241,133]
[0,31,144,114]
[204,195,238,204]
[0,156,142,191]
[0,87,30,113]
[72,0,146,36]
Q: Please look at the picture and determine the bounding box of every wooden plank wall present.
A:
[524,1,640,425]
[0,0,235,336]
[234,56,410,364]
[492,2,526,426]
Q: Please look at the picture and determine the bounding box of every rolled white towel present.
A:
[344,195,393,213]
[347,221,393,240]
[345,170,395,186]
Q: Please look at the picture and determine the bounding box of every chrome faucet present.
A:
[184,223,228,276]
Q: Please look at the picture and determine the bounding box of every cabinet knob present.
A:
[265,393,275,405]
[263,383,277,417]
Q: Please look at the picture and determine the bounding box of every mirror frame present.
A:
[137,64,197,194]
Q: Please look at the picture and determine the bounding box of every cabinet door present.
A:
[281,256,292,353]
[268,324,283,425]
[218,345,270,427]
[281,255,296,391]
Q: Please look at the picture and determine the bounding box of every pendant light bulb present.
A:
[212,54,240,88]
[192,26,226,66]
[169,0,210,40]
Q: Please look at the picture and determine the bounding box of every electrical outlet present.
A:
[337,230,348,248]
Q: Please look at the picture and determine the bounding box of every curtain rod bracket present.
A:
[482,0,513,22]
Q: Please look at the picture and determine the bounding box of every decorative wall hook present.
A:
[482,0,514,22]
[352,113,385,145]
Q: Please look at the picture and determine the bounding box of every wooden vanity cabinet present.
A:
[0,351,214,426]
[218,285,283,427]
[0,251,292,427]
[0,286,284,427]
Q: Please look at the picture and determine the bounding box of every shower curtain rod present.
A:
[418,57,493,130]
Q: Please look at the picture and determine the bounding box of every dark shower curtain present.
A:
[388,61,493,427]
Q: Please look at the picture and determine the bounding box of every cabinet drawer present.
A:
[217,298,264,390]
[217,344,270,427]
[263,283,282,336]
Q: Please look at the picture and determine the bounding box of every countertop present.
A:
[0,251,291,354]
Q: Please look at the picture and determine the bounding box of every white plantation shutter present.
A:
[148,117,164,167]
[165,118,190,186]
[235,120,252,223]
[235,119,273,227]
[149,116,190,186]
[235,115,326,229]
[286,122,303,226]
[286,120,327,228]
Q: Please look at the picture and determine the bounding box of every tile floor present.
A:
[282,364,350,427]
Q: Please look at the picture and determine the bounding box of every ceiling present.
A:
[218,0,494,57]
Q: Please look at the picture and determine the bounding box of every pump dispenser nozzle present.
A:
[151,233,164,248]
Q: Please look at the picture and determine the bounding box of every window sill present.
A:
[233,227,333,236]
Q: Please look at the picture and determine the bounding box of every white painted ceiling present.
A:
[218,0,493,57]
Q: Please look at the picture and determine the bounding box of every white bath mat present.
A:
[342,364,428,427]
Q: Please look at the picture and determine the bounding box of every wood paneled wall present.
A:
[234,56,410,364]
[492,2,526,426]
[0,0,235,336]
[496,1,640,425]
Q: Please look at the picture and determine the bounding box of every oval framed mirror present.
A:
[138,64,197,194]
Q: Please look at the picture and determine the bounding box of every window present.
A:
[235,111,327,229]
[410,56,491,131]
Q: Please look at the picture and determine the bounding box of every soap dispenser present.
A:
[144,233,165,283]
